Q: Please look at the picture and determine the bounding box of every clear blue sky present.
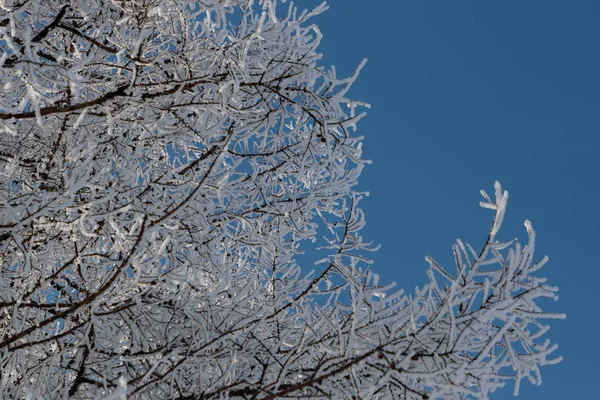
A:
[307,1,599,398]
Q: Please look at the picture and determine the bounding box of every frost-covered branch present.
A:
[0,1,562,399]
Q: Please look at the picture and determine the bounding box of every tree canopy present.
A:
[0,1,563,398]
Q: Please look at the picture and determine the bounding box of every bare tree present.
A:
[0,1,563,399]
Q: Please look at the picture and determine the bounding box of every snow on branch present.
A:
[0,1,562,399]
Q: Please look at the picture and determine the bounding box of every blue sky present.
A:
[306,0,599,398]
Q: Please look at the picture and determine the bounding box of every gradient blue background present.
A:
[305,0,599,398]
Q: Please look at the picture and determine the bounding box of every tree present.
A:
[0,1,563,399]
